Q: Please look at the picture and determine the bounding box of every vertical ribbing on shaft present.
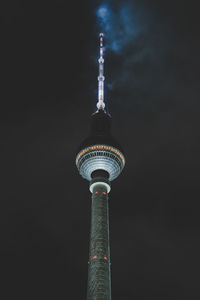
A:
[87,183,111,300]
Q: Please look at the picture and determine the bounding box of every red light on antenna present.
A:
[95,191,99,195]
[102,191,106,195]
[104,256,107,260]
[93,255,97,259]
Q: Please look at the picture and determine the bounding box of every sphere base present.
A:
[89,177,111,193]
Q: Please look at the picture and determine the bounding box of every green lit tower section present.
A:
[76,33,125,300]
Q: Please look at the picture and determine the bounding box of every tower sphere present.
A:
[76,109,125,182]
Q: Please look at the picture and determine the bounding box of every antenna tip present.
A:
[100,33,104,37]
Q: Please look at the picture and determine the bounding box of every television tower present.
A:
[76,33,125,299]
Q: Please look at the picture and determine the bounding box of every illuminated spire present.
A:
[97,33,105,111]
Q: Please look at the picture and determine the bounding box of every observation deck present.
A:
[76,144,125,181]
[76,110,125,182]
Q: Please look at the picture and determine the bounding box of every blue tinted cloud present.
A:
[96,3,145,53]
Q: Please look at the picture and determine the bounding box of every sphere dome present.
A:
[76,110,125,181]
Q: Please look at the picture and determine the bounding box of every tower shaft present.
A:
[87,183,111,300]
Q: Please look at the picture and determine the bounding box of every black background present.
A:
[1,0,200,299]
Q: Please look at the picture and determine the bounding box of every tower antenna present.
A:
[97,33,106,111]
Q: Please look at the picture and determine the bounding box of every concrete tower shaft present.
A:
[87,183,111,300]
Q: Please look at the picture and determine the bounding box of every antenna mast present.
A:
[97,33,105,111]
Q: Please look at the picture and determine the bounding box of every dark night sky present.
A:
[1,0,200,299]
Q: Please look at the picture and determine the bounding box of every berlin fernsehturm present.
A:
[76,34,125,299]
